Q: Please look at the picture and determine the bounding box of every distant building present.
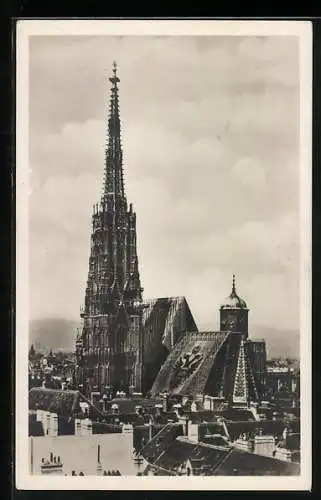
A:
[247,340,267,396]
[265,360,300,417]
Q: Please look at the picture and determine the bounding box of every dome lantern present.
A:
[220,274,248,310]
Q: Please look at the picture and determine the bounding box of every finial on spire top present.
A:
[232,274,236,294]
[109,61,120,85]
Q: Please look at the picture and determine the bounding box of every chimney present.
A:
[135,405,142,415]
[96,446,103,475]
[173,403,182,417]
[185,417,189,436]
[253,434,275,458]
[111,404,119,415]
[102,394,108,413]
[161,393,168,412]
[155,404,162,416]
[148,417,153,442]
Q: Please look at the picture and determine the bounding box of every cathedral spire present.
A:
[76,63,143,396]
[103,62,125,203]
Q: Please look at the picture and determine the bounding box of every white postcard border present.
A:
[16,19,312,491]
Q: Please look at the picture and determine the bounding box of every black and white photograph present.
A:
[16,20,312,490]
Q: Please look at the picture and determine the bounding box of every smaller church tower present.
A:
[220,275,249,338]
[219,275,260,407]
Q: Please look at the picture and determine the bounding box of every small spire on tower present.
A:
[109,61,120,85]
[232,274,236,294]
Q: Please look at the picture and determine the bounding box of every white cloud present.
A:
[231,157,267,190]
[28,35,300,333]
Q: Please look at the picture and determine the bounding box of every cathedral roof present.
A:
[150,330,260,404]
[220,275,248,310]
[142,296,199,392]
[142,296,198,351]
[150,331,229,397]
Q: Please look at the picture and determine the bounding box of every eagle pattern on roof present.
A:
[150,332,229,396]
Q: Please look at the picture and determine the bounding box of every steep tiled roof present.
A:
[151,332,229,396]
[133,424,169,453]
[163,411,179,422]
[155,440,230,475]
[142,297,198,392]
[29,387,102,419]
[285,433,300,451]
[140,424,184,464]
[183,410,218,423]
[143,436,300,476]
[223,407,256,422]
[214,447,300,475]
[153,412,179,425]
[225,419,287,442]
[198,422,227,441]
[142,464,176,476]
[107,398,136,413]
[143,297,198,351]
[98,412,145,425]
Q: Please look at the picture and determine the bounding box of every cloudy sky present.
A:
[28,35,300,332]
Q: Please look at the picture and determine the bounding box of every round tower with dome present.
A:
[220,275,249,338]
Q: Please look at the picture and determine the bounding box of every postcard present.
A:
[16,19,312,490]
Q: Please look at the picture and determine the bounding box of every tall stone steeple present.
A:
[74,63,144,397]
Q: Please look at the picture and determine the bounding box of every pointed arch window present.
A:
[114,323,128,353]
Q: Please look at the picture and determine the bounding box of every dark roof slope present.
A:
[29,415,44,436]
[142,297,198,392]
[143,297,198,351]
[223,407,256,421]
[198,422,227,440]
[183,410,219,423]
[140,424,184,464]
[151,332,229,396]
[29,387,102,418]
[107,398,136,413]
[155,440,230,475]
[214,447,300,476]
[133,424,171,453]
[225,419,286,442]
[142,436,300,476]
